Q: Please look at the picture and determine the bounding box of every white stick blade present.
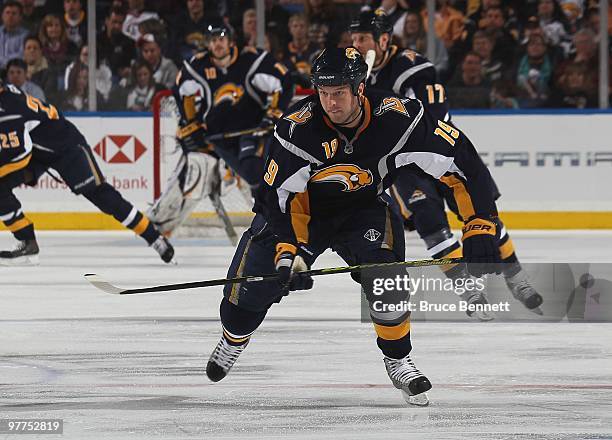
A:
[84,274,124,295]
[365,49,376,79]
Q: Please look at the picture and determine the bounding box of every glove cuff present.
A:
[274,242,297,265]
[177,121,202,139]
[462,217,496,240]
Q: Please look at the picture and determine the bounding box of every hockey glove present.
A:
[177,121,206,152]
[461,217,502,277]
[274,243,313,292]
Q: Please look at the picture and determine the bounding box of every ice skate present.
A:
[150,235,176,264]
[384,354,431,406]
[505,269,543,314]
[461,289,495,321]
[0,240,39,266]
[206,335,249,382]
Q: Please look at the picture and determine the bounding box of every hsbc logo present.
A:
[94,135,147,163]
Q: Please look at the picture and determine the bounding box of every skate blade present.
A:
[401,390,429,407]
[165,258,178,266]
[530,306,543,315]
[474,310,496,322]
[0,254,39,266]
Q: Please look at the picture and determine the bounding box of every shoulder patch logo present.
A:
[284,102,314,137]
[213,83,244,106]
[345,47,359,60]
[374,97,410,117]
[402,49,417,62]
[310,164,373,192]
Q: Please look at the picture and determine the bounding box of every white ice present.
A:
[1,230,612,439]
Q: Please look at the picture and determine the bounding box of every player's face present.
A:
[208,35,231,60]
[317,84,360,125]
[351,32,376,57]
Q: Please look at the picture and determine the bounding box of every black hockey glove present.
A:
[461,217,502,277]
[177,121,206,152]
[274,243,314,292]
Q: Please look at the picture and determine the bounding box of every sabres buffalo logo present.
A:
[310,164,373,192]
[213,83,245,106]
[345,47,359,60]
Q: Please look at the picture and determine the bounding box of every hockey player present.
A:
[349,10,542,319]
[0,83,174,265]
[147,21,293,235]
[205,48,504,406]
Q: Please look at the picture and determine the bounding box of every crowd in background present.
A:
[0,0,610,111]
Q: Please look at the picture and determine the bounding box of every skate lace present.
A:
[385,356,423,383]
[151,236,168,254]
[211,338,246,371]
[512,279,534,301]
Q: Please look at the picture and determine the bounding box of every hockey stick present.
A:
[204,126,273,143]
[365,49,376,79]
[84,257,462,295]
[209,191,238,246]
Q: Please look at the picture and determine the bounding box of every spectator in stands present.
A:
[23,35,58,100]
[17,0,45,33]
[63,45,112,102]
[122,0,160,41]
[138,33,177,89]
[380,0,407,30]
[553,29,598,98]
[285,14,319,76]
[169,0,212,63]
[38,14,78,70]
[6,58,46,101]
[548,63,596,108]
[480,6,518,67]
[126,59,162,111]
[446,51,491,108]
[422,0,465,49]
[490,79,520,108]
[394,10,448,75]
[240,8,257,48]
[537,0,570,52]
[97,7,136,84]
[62,62,89,110]
[472,30,506,82]
[304,0,337,49]
[0,1,28,69]
[63,0,86,48]
[516,33,553,108]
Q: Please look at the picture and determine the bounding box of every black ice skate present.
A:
[150,236,176,264]
[384,354,431,406]
[0,239,39,266]
[206,335,249,382]
[504,269,543,313]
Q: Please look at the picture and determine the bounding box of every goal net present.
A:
[152,90,255,237]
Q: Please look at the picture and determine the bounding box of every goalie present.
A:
[148,21,294,237]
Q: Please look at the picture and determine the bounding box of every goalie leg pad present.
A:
[147,152,218,234]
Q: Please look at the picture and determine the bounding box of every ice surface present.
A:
[1,231,611,439]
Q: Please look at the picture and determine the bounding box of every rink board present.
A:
[3,111,612,230]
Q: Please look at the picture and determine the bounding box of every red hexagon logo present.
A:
[94,135,147,163]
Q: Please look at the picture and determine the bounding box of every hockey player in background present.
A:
[350,10,542,320]
[0,82,174,265]
[205,48,505,406]
[147,21,293,236]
